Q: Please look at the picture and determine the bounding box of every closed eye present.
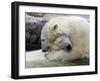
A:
[61,33,67,37]
[42,39,45,42]
[58,40,62,43]
[62,34,67,37]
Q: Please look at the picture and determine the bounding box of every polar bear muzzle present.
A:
[55,35,72,52]
[42,46,49,52]
[64,44,72,52]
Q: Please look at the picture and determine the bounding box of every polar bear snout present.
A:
[64,44,72,52]
[54,35,72,52]
[42,49,47,52]
[42,46,49,52]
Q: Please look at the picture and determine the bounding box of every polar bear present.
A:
[41,16,89,61]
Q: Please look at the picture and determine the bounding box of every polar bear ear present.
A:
[52,24,58,30]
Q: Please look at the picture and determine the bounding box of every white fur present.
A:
[41,16,89,61]
[26,50,46,62]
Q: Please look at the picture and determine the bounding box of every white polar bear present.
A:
[41,16,89,61]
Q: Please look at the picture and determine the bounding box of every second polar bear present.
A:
[41,16,89,61]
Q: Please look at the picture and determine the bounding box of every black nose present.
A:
[42,49,47,52]
[65,45,72,51]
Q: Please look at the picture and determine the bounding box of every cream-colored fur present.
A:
[41,16,89,61]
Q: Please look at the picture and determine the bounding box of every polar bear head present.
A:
[41,23,73,52]
[54,35,72,52]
